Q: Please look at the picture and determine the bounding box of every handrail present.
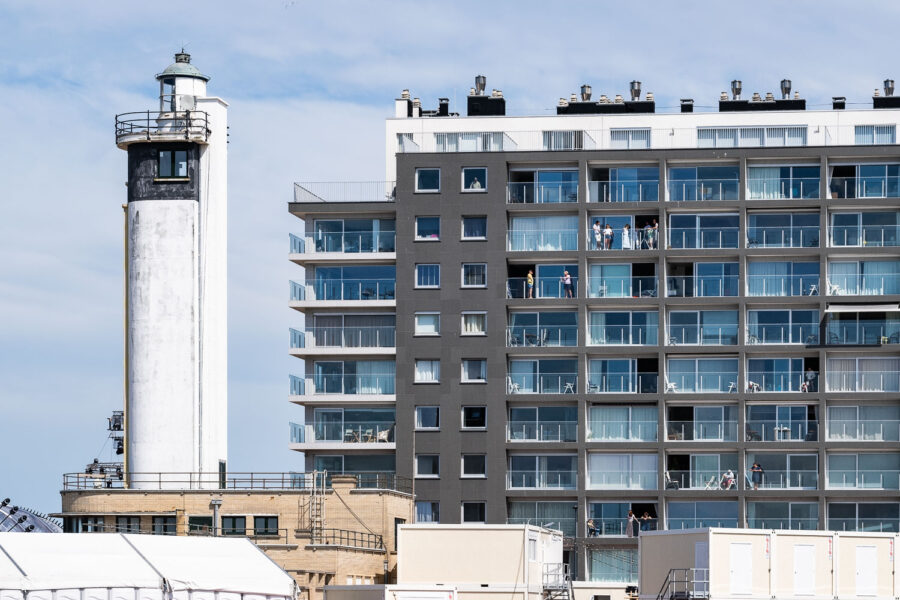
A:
[314,528,385,550]
[656,568,709,600]
[115,110,210,143]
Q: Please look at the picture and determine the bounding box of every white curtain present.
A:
[589,454,630,489]
[826,357,856,392]
[748,262,789,296]
[631,406,658,441]
[589,405,629,440]
[510,216,577,251]
[859,357,900,392]
[415,313,439,335]
[463,313,485,334]
[862,261,900,295]
[356,360,394,394]
[748,167,781,199]
[829,262,859,295]
[414,360,438,384]
[828,406,858,440]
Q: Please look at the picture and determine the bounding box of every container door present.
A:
[793,544,815,596]
[855,545,877,596]
[729,542,753,595]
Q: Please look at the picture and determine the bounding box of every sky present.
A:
[2,0,900,512]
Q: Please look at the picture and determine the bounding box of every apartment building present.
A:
[288,77,900,583]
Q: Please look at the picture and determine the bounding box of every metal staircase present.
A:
[655,568,709,600]
[543,563,573,600]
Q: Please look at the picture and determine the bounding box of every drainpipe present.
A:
[210,498,222,536]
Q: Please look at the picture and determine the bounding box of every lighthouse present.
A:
[115,52,228,489]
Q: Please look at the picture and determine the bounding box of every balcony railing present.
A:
[289,374,305,395]
[296,231,397,254]
[508,420,578,442]
[589,324,658,345]
[746,274,820,297]
[829,176,900,199]
[668,470,740,490]
[827,469,900,490]
[827,420,900,442]
[745,371,813,393]
[293,421,395,444]
[668,178,739,201]
[507,229,579,251]
[827,274,900,296]
[746,469,818,489]
[506,325,578,347]
[747,178,820,200]
[293,181,396,203]
[669,518,738,529]
[507,182,578,204]
[64,471,315,491]
[665,421,738,442]
[588,276,658,298]
[666,372,739,393]
[746,226,820,248]
[315,528,385,550]
[828,518,899,533]
[747,518,819,530]
[830,225,900,247]
[292,326,396,349]
[587,420,658,442]
[826,371,900,392]
[587,373,658,394]
[667,325,739,346]
[507,374,578,394]
[312,373,396,395]
[587,470,657,490]
[508,517,576,538]
[291,279,397,301]
[507,277,579,299]
[507,470,577,489]
[747,324,819,345]
[115,110,210,144]
[666,275,739,298]
[668,228,740,249]
[588,180,659,202]
[745,421,818,442]
[588,518,659,536]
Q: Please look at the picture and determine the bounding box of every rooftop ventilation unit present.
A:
[833,96,846,110]
[556,82,655,114]
[780,79,792,99]
[885,78,895,96]
[581,84,592,101]
[467,76,506,115]
[475,74,486,95]
[681,98,694,113]
[630,80,641,101]
[731,80,742,100]
[873,78,900,108]
[720,82,805,112]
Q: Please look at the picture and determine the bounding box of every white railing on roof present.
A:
[294,181,396,203]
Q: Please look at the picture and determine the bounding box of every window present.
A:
[415,216,440,240]
[461,312,486,335]
[415,406,440,429]
[462,454,487,477]
[221,516,246,536]
[855,125,896,145]
[187,516,212,534]
[462,502,486,523]
[462,263,487,287]
[415,501,440,523]
[461,359,487,382]
[415,359,440,383]
[415,264,440,288]
[415,454,440,478]
[589,548,638,583]
[158,149,188,178]
[697,126,807,148]
[416,168,440,192]
[152,516,176,535]
[116,516,141,533]
[462,167,487,191]
[435,132,505,152]
[543,130,592,151]
[253,516,279,536]
[462,216,487,239]
[414,312,440,336]
[462,406,486,428]
[610,128,651,149]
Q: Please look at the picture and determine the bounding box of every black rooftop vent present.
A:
[680,99,694,113]
[833,97,846,110]
[719,98,806,112]
[467,93,505,116]
[556,100,655,115]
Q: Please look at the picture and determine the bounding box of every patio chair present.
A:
[507,376,520,394]
[704,476,719,490]
[664,377,678,393]
[745,425,762,442]
[664,471,680,490]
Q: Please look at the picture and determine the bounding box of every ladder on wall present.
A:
[308,470,325,543]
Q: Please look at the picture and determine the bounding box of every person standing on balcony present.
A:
[586,518,597,537]
[626,510,637,537]
[750,462,764,490]
[650,219,659,249]
[643,222,653,249]
[526,270,535,298]
[622,223,633,250]
[603,223,614,249]
[592,220,603,249]
[805,367,817,392]
[561,270,574,298]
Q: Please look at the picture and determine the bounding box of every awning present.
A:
[825,303,900,313]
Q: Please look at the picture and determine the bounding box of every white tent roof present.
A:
[0,533,295,598]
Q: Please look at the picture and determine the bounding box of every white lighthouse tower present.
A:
[116,51,228,489]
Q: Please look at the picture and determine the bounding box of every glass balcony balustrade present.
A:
[666,421,738,442]
[830,225,900,247]
[587,470,657,490]
[587,373,658,394]
[589,180,659,202]
[506,325,577,347]
[827,469,900,490]
[746,518,818,530]
[589,323,658,345]
[745,469,818,490]
[747,177,820,200]
[666,275,739,297]
[507,420,578,442]
[507,470,577,489]
[587,420,658,442]
[507,277,579,299]
[290,326,396,349]
[827,273,900,296]
[745,421,819,442]
[668,178,740,201]
[507,182,578,204]
[746,226,819,248]
[747,274,820,297]
[507,373,578,394]
[506,230,579,251]
[588,276,657,298]
[668,228,740,249]
[667,324,738,346]
[747,323,819,345]
[827,420,900,442]
[829,176,900,199]
[589,518,659,536]
[826,319,900,345]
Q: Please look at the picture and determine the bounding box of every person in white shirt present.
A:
[592,220,603,249]
[622,223,633,250]
[603,224,614,250]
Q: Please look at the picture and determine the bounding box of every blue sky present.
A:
[2,0,900,512]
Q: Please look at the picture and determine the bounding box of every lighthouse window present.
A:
[158,150,188,178]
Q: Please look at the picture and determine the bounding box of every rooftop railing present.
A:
[314,528,385,550]
[115,110,210,144]
[293,181,396,203]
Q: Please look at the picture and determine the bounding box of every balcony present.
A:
[666,468,739,491]
[666,421,738,442]
[289,231,396,264]
[667,324,739,346]
[289,326,396,356]
[507,182,578,204]
[745,421,819,442]
[746,226,819,248]
[589,518,659,536]
[828,517,899,533]
[745,370,816,393]
[587,470,657,490]
[829,176,900,199]
[667,178,739,201]
[747,518,818,530]
[507,276,578,299]
[589,322,658,346]
[506,325,577,347]
[747,177,820,200]
[507,373,578,394]
[825,318,900,345]
[827,273,900,296]
[588,276,658,298]
[665,363,740,394]
[830,225,900,247]
[747,322,819,345]
[668,228,739,249]
[589,180,659,203]
[289,279,396,306]
[666,275,739,298]
[507,469,577,489]
[508,420,578,442]
[826,370,900,393]
[290,420,395,449]
[587,420,658,442]
[293,181,396,204]
[827,469,900,490]
[507,229,578,251]
[115,110,210,147]
[827,420,900,442]
[587,373,658,394]
[746,274,820,297]
[746,452,818,490]
[508,517,577,538]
